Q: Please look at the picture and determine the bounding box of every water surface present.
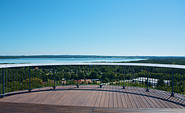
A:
[0,58,146,64]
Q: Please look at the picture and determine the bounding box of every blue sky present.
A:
[0,0,185,56]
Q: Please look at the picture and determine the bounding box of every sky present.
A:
[0,0,185,56]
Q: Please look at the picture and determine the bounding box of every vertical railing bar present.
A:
[163,68,165,91]
[128,66,129,87]
[11,68,13,92]
[41,66,43,87]
[151,67,153,89]
[10,68,11,92]
[183,69,185,95]
[41,66,44,87]
[2,68,5,97]
[18,68,20,91]
[17,68,19,91]
[176,69,181,93]
[142,67,143,88]
[0,69,5,98]
[8,68,10,93]
[15,68,16,92]
[123,66,126,89]
[36,67,38,88]
[0,69,1,95]
[26,67,29,89]
[5,68,7,93]
[44,66,46,87]
[132,66,134,87]
[46,66,47,87]
[123,66,125,89]
[141,66,143,88]
[76,69,79,88]
[40,66,42,88]
[22,67,24,90]
[49,66,51,87]
[46,66,48,87]
[181,69,182,94]
[141,67,142,88]
[146,67,149,92]
[152,67,153,89]
[53,67,56,89]
[130,66,131,87]
[59,69,61,86]
[27,67,28,90]
[6,68,8,93]
[14,68,15,91]
[28,67,31,92]
[118,66,120,87]
[21,68,23,90]
[178,69,180,94]
[171,68,174,97]
[180,69,182,94]
[47,66,48,87]
[131,66,132,87]
[126,66,127,87]
[139,66,140,88]
[100,66,102,88]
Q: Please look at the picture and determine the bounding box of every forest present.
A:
[126,57,185,65]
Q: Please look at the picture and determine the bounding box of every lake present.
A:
[0,58,146,64]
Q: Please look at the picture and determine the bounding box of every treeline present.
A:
[126,57,185,65]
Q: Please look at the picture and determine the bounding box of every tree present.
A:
[23,77,43,88]
[157,78,164,87]
[89,71,97,79]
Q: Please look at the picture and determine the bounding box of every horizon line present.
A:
[0,54,185,57]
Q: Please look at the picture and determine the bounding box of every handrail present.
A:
[1,63,185,69]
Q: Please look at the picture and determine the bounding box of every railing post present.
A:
[0,70,1,97]
[76,70,79,88]
[99,77,102,88]
[123,67,125,89]
[0,69,5,98]
[146,68,149,92]
[28,67,31,92]
[100,83,102,88]
[53,68,56,89]
[171,69,174,97]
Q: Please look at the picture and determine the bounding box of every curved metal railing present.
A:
[0,63,184,100]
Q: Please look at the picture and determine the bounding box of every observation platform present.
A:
[0,85,184,113]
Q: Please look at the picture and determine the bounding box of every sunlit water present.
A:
[0,58,146,64]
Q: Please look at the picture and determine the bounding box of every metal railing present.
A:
[0,63,185,99]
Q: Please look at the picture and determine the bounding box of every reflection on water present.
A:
[0,58,146,64]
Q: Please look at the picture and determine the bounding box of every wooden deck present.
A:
[0,85,184,112]
[0,85,184,108]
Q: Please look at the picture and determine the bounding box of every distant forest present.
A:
[126,57,185,65]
